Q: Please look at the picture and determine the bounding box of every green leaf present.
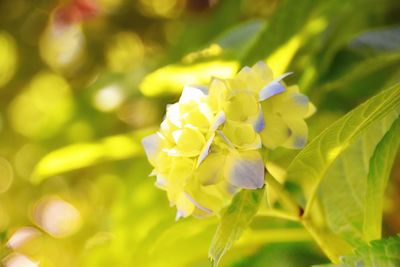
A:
[209,187,265,267]
[318,113,400,247]
[313,235,400,267]
[31,128,153,183]
[363,117,400,240]
[285,83,400,243]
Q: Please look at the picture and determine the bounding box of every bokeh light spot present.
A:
[92,85,124,112]
[3,253,38,267]
[33,196,82,238]
[106,32,144,72]
[0,157,13,194]
[7,227,41,250]
[14,144,44,179]
[0,31,18,88]
[8,71,74,139]
[39,24,85,74]
[138,0,184,18]
[117,98,159,128]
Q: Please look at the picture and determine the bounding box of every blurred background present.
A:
[0,0,399,266]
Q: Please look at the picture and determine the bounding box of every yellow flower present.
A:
[142,61,314,219]
[208,61,314,149]
[260,85,315,149]
[142,86,231,219]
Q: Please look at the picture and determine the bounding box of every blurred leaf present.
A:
[319,53,400,93]
[31,128,154,183]
[233,242,325,267]
[303,2,398,92]
[140,19,269,97]
[209,188,265,267]
[266,16,327,75]
[314,235,400,267]
[243,0,315,66]
[286,82,400,205]
[139,60,238,97]
[318,114,400,246]
[349,26,400,54]
[167,0,244,60]
[140,219,216,267]
[213,19,266,60]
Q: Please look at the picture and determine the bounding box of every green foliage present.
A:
[139,20,266,97]
[0,0,399,266]
[318,115,400,247]
[315,235,400,267]
[363,117,400,241]
[209,188,265,266]
[286,82,400,204]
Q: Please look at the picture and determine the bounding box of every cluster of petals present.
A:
[142,61,314,219]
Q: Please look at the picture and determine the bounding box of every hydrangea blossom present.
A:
[142,61,314,219]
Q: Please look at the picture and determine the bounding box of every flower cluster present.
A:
[142,62,314,219]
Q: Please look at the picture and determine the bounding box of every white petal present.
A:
[211,111,226,131]
[155,175,166,188]
[172,130,183,143]
[275,72,293,82]
[166,104,182,127]
[179,85,208,103]
[197,134,215,166]
[164,148,179,157]
[184,192,212,214]
[259,72,293,101]
[259,81,285,101]
[226,152,265,189]
[175,210,184,221]
[141,134,161,163]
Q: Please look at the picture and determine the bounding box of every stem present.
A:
[263,171,341,263]
[264,172,302,216]
[258,209,300,222]
[301,218,340,263]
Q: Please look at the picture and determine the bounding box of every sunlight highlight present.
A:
[7,227,41,250]
[3,253,38,267]
[267,17,327,75]
[33,196,82,238]
[140,60,238,96]
[0,31,18,88]
[93,85,125,112]
[327,145,343,162]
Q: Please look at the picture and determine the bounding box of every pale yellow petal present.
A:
[260,113,290,149]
